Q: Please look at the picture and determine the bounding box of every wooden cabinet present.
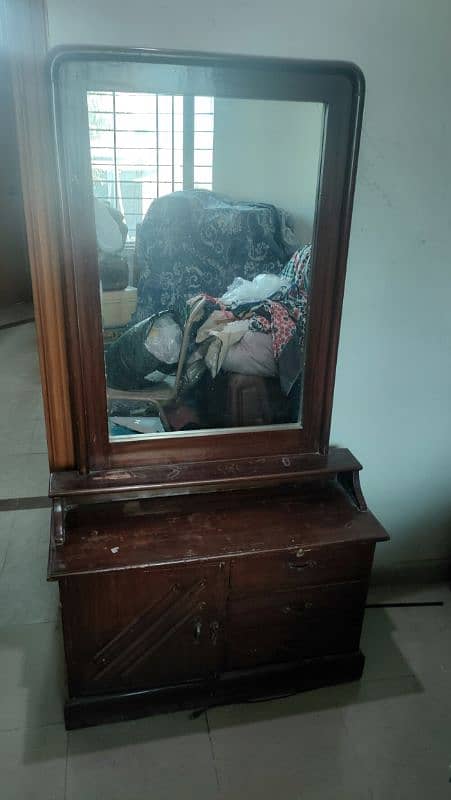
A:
[9,38,389,729]
[48,479,388,728]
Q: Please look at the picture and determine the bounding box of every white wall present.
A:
[213,99,322,244]
[46,0,451,573]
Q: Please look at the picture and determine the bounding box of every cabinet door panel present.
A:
[61,562,227,695]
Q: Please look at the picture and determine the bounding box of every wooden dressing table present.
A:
[17,46,389,728]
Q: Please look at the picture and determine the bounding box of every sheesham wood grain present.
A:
[2,0,75,470]
[48,482,388,578]
[51,48,364,471]
[49,447,362,499]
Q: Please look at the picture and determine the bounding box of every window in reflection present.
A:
[89,95,323,439]
[88,92,214,241]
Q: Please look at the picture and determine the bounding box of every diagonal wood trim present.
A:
[121,599,206,678]
[92,585,182,670]
[92,579,207,681]
[1,0,75,470]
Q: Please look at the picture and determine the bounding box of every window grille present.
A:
[88,91,214,241]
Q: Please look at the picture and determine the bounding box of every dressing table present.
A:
[36,48,388,728]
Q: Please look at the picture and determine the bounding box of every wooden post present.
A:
[1,0,75,470]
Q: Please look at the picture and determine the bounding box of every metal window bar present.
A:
[172,96,175,192]
[156,94,159,196]
[112,91,119,210]
[183,95,194,189]
[88,92,214,239]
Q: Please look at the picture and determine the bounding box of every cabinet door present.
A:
[61,562,227,696]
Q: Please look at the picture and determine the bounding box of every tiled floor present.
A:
[1,322,450,799]
[0,323,49,499]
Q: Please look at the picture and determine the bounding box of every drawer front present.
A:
[226,580,368,670]
[230,542,374,596]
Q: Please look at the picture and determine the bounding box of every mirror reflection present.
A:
[88,91,324,438]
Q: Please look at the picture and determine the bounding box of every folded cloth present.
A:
[196,309,235,344]
[222,331,277,378]
[204,319,250,377]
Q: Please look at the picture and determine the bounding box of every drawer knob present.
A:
[288,560,317,571]
[284,601,314,615]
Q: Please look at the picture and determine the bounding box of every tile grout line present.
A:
[205,710,221,795]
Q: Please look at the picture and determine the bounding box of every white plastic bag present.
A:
[144,313,182,364]
[221,273,287,306]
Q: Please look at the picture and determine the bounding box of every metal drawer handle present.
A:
[288,560,318,571]
[193,620,202,641]
[284,601,314,615]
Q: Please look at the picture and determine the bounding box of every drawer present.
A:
[230,541,374,596]
[226,580,368,670]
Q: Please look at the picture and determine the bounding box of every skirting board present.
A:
[370,558,451,585]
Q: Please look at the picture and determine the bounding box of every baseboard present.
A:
[371,558,451,586]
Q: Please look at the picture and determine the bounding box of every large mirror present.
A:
[56,59,325,441]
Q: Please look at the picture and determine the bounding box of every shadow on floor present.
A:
[20,606,424,760]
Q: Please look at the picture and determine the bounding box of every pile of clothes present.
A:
[106,244,311,398]
[188,244,311,395]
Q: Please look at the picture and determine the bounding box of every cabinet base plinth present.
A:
[64,650,365,730]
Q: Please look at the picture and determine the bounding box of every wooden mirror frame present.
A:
[50,47,364,484]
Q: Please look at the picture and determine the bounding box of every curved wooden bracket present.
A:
[337,469,367,512]
[52,499,66,546]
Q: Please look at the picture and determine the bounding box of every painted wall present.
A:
[213,99,323,244]
[46,0,451,573]
[0,48,32,307]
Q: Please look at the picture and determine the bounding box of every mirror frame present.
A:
[50,47,364,473]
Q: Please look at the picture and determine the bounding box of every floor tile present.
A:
[0,410,47,456]
[0,322,40,380]
[0,453,49,499]
[0,621,65,731]
[66,711,220,800]
[0,508,58,625]
[360,608,417,682]
[208,695,369,799]
[0,323,48,490]
[362,594,451,683]
[30,416,48,454]
[342,677,451,800]
[0,510,15,573]
[0,724,66,800]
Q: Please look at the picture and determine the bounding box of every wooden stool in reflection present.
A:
[206,371,294,428]
[107,296,205,431]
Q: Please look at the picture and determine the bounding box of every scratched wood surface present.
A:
[48,482,387,578]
